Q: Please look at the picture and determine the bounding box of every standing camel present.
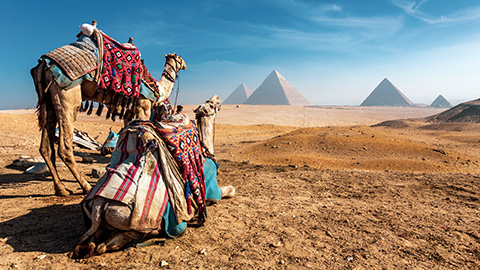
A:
[72,97,235,258]
[31,53,186,196]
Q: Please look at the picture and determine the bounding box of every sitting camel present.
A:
[72,96,234,258]
[31,32,186,196]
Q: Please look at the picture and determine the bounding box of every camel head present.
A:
[164,53,187,72]
[194,95,221,117]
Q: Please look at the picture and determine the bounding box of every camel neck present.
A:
[197,115,215,155]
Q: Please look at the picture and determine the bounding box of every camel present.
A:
[72,96,235,258]
[31,52,186,196]
[194,95,222,156]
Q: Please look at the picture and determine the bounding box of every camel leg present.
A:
[95,230,143,255]
[39,92,72,196]
[50,84,92,193]
[221,186,235,199]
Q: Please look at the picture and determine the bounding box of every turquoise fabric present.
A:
[163,157,221,237]
[140,81,157,102]
[102,131,119,148]
[204,158,222,201]
[163,203,187,238]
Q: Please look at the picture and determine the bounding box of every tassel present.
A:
[110,95,120,121]
[123,109,132,123]
[96,103,104,116]
[97,89,108,116]
[101,89,108,104]
[80,101,87,112]
[93,88,100,100]
[87,100,94,115]
[119,96,127,119]
[105,106,112,120]
[111,108,118,121]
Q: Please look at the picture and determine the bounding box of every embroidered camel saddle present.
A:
[42,25,161,120]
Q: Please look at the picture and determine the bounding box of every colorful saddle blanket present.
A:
[155,119,207,223]
[84,121,193,232]
[97,32,143,98]
[43,35,98,81]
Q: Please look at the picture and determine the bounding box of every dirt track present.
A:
[1,106,479,269]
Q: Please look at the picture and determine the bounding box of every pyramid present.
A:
[360,78,413,106]
[244,70,310,105]
[223,83,253,104]
[430,95,452,108]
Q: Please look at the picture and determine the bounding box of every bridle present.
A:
[162,55,183,83]
[162,54,184,108]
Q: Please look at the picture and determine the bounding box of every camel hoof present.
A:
[220,186,235,199]
[96,243,107,255]
[55,189,72,196]
[71,242,96,259]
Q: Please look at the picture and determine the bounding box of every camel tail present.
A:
[31,61,47,131]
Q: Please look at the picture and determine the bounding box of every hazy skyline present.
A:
[1,0,479,109]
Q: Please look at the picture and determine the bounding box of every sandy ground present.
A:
[0,105,479,269]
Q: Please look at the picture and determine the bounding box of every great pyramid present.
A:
[430,95,452,108]
[360,78,413,107]
[244,70,310,105]
[223,83,253,104]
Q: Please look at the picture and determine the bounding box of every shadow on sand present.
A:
[0,204,85,254]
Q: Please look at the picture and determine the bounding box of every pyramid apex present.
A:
[223,83,253,104]
[270,69,280,75]
[431,94,452,108]
[244,70,310,105]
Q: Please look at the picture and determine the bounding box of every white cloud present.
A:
[312,15,403,31]
[392,0,480,25]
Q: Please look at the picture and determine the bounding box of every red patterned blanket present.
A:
[98,33,143,98]
[155,120,207,224]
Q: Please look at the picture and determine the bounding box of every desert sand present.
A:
[0,105,479,269]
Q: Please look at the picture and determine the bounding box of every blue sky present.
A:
[1,0,479,109]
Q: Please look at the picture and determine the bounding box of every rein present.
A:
[161,55,183,108]
[173,74,180,109]
[162,56,183,83]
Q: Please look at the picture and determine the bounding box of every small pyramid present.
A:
[430,95,452,108]
[360,78,413,106]
[223,83,253,104]
[244,70,310,105]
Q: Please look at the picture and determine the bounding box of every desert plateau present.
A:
[1,105,479,269]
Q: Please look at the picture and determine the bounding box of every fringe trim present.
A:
[87,100,94,115]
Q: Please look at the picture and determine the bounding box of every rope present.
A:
[173,74,180,109]
[213,114,216,149]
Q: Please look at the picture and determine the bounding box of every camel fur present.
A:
[31,53,186,196]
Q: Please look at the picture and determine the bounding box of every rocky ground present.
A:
[0,106,479,269]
